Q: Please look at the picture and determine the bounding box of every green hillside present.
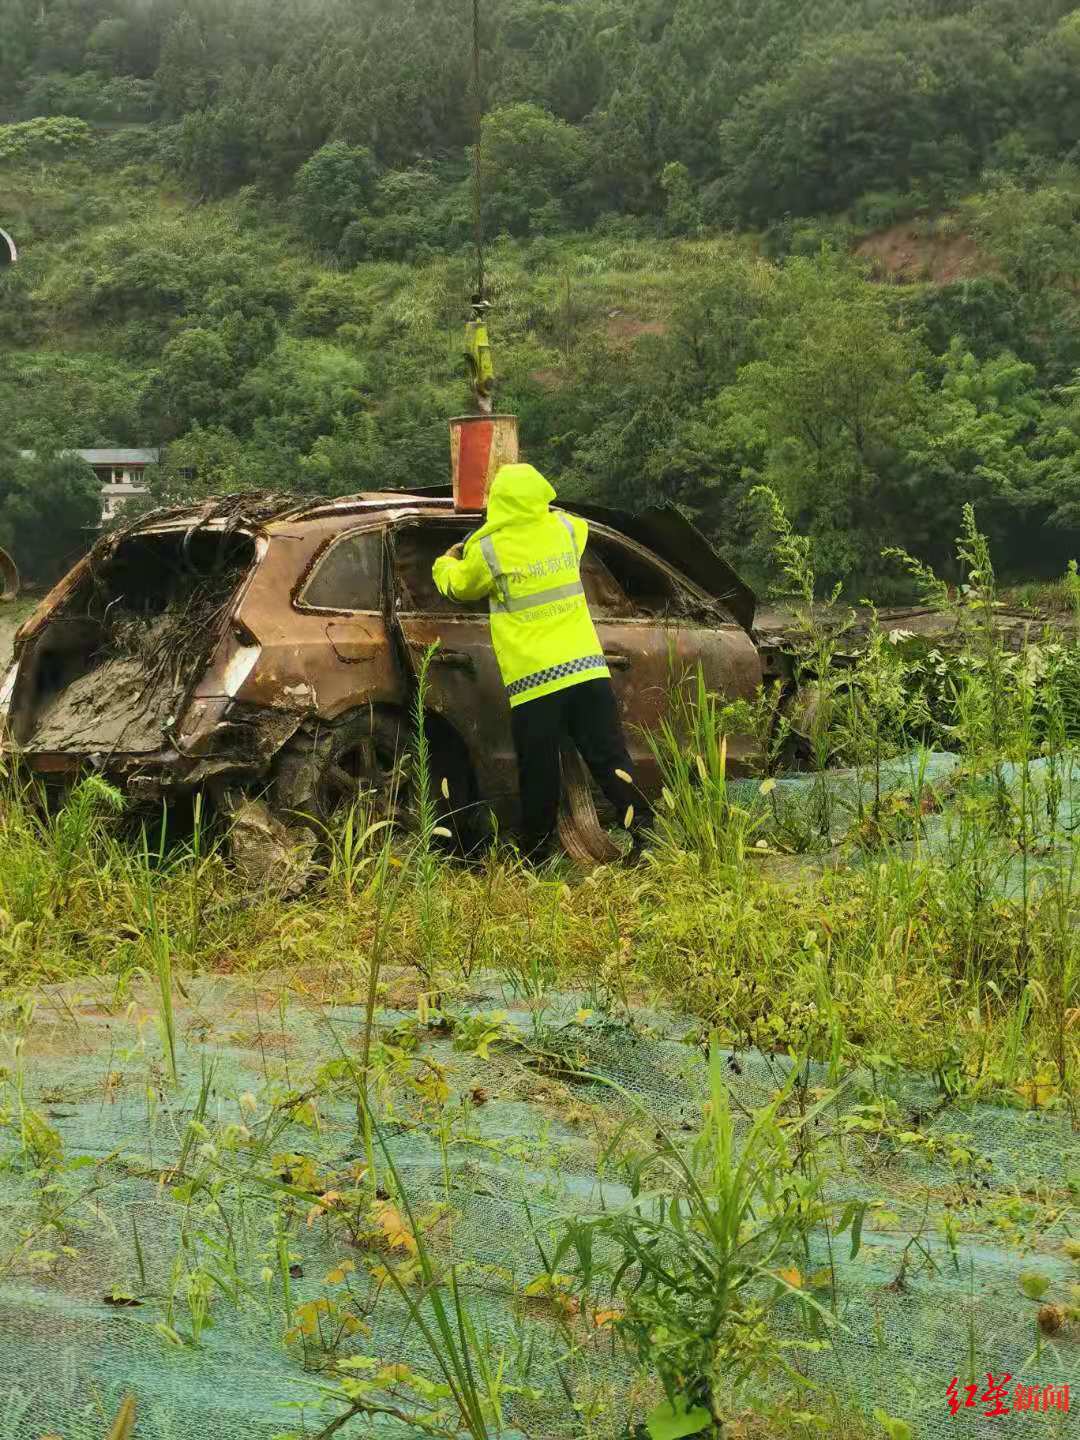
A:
[5,0,1080,588]
[2,12,1080,1440]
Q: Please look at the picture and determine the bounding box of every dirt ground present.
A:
[854,218,993,285]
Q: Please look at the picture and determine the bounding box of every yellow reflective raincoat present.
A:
[432,464,609,707]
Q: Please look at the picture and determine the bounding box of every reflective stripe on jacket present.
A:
[432,463,609,707]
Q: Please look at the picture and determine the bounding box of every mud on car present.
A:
[0,490,764,845]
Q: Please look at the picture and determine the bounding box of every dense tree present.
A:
[155,11,211,118]
[479,104,592,235]
[967,181,1080,294]
[143,424,266,501]
[0,116,91,163]
[6,0,1080,589]
[173,102,260,195]
[158,328,235,429]
[716,22,1016,223]
[0,0,37,94]
[1019,12,1080,155]
[894,342,1051,566]
[1030,377,1080,530]
[896,278,1032,364]
[0,448,102,582]
[705,257,924,582]
[4,0,1079,223]
[660,162,703,237]
[293,142,378,252]
[341,165,470,263]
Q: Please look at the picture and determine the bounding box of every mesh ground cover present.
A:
[735,749,1080,900]
[0,964,1074,1440]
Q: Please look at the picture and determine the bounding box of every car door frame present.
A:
[582,523,763,786]
[386,514,520,829]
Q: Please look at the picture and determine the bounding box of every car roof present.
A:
[128,493,472,539]
[273,494,471,526]
[126,489,756,632]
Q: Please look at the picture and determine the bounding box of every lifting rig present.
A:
[464,0,494,417]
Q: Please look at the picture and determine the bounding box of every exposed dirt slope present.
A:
[855,220,994,285]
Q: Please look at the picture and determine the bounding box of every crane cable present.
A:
[470,0,485,300]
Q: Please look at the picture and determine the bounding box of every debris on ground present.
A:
[225,796,316,896]
[756,601,1064,656]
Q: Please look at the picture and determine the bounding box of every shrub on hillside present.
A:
[293,142,378,252]
[478,103,592,236]
[0,116,91,164]
[293,276,368,337]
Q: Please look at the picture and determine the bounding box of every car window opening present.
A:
[395,524,486,613]
[591,538,686,618]
[390,519,713,623]
[300,530,382,611]
[592,536,731,624]
[579,550,635,617]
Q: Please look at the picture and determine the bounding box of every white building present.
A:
[19,448,160,521]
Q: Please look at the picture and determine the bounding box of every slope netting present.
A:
[732,749,1080,874]
[0,966,1074,1439]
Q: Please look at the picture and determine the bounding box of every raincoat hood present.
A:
[434,462,606,706]
[467,464,556,546]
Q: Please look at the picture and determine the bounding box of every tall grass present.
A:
[136,828,179,1087]
[645,666,762,866]
[751,485,852,837]
[1,539,1077,1440]
[411,643,446,990]
[0,507,1074,1111]
[554,1043,859,1430]
[0,760,1073,1104]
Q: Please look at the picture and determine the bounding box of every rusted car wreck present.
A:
[0,491,762,850]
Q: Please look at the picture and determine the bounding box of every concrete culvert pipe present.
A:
[0,228,16,266]
[0,545,19,601]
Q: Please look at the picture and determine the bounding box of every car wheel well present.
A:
[329,702,481,804]
[271,701,484,848]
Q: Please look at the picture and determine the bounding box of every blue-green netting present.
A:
[0,957,1074,1439]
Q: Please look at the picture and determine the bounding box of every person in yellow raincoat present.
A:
[433,462,651,859]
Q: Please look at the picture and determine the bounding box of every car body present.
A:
[0,490,764,835]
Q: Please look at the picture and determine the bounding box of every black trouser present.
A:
[510,677,652,856]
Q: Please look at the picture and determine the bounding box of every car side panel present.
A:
[231,529,403,721]
[596,619,762,789]
[393,612,520,825]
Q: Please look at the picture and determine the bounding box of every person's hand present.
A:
[445,542,464,561]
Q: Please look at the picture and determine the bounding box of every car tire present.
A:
[272,708,411,829]
[271,707,482,851]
